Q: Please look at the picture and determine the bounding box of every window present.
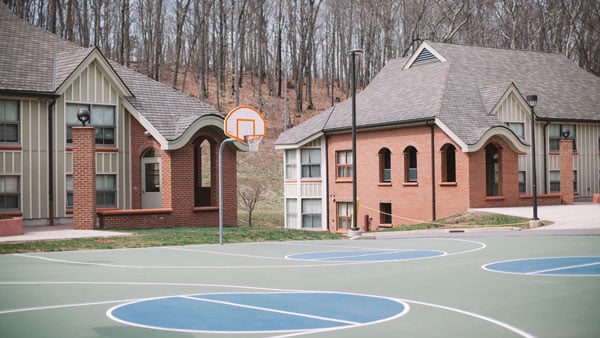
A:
[0,176,19,210]
[404,146,418,182]
[379,148,391,183]
[286,198,297,227]
[336,150,353,179]
[66,104,116,145]
[337,202,352,230]
[66,175,73,208]
[549,170,560,193]
[0,99,19,143]
[285,149,297,180]
[301,149,321,178]
[301,199,321,228]
[194,138,214,207]
[380,203,392,224]
[573,170,578,193]
[549,124,576,152]
[518,171,526,194]
[441,144,456,182]
[506,122,525,140]
[96,175,117,208]
[485,144,501,196]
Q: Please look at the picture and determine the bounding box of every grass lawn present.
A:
[0,212,530,254]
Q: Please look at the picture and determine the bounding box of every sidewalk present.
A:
[470,202,600,230]
[0,224,129,243]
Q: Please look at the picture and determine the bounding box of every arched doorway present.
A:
[141,148,162,208]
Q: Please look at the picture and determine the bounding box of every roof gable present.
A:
[403,41,448,69]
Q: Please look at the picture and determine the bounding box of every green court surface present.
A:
[1,233,599,338]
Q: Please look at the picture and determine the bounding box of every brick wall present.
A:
[97,120,237,229]
[327,125,470,231]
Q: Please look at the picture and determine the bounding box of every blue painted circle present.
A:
[287,249,445,262]
[483,256,600,276]
[107,292,408,333]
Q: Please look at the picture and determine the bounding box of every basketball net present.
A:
[244,134,263,152]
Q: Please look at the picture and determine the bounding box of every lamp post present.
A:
[349,48,363,231]
[526,95,538,220]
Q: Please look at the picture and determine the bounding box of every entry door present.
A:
[141,157,162,208]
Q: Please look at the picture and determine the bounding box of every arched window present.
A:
[441,144,456,183]
[379,148,391,183]
[485,143,501,196]
[194,138,216,206]
[404,146,418,183]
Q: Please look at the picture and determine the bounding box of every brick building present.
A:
[0,4,239,230]
[276,41,600,233]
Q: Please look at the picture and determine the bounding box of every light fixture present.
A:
[525,95,537,108]
[561,129,571,139]
[77,109,90,126]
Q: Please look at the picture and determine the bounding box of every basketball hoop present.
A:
[244,134,263,152]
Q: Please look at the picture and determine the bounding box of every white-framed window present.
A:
[301,148,321,178]
[285,198,297,227]
[285,149,297,180]
[96,175,117,208]
[506,122,525,140]
[0,99,19,143]
[0,175,19,210]
[549,170,560,193]
[549,124,576,152]
[301,199,321,228]
[573,170,578,193]
[67,174,117,208]
[337,202,352,230]
[66,104,116,145]
[518,171,526,194]
[336,150,353,179]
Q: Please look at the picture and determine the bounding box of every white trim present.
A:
[274,132,325,150]
[403,41,448,70]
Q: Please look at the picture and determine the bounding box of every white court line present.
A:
[0,281,532,338]
[527,261,600,275]
[12,238,485,269]
[162,246,290,260]
[182,295,360,325]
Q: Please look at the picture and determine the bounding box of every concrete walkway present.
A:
[0,224,129,243]
[471,202,600,230]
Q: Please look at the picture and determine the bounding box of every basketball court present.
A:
[1,232,599,338]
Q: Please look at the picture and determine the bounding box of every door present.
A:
[142,157,162,208]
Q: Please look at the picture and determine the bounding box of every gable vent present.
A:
[412,48,439,66]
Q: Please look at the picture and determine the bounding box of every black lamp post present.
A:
[526,95,538,220]
[349,48,363,231]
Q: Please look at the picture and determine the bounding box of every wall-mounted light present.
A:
[77,109,90,126]
[561,129,571,139]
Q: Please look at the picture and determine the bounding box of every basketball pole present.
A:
[219,138,236,245]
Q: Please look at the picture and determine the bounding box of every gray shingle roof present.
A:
[0,3,220,142]
[276,41,600,147]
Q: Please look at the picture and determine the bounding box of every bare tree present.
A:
[238,179,263,227]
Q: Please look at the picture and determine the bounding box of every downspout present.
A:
[542,121,550,194]
[49,54,58,226]
[324,137,330,232]
[430,124,436,221]
[48,98,56,226]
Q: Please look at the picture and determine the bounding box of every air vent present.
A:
[412,48,439,66]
